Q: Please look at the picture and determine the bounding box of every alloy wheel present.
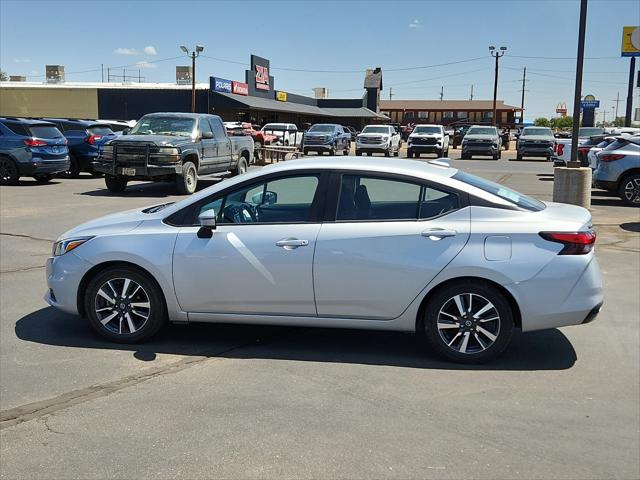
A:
[94,277,151,335]
[186,166,196,189]
[437,293,500,354]
[623,177,640,204]
[0,158,18,183]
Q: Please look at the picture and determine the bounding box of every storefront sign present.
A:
[256,65,270,91]
[621,26,640,57]
[232,81,249,96]
[276,91,287,102]
[211,77,232,94]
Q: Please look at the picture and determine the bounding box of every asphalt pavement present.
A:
[1,150,639,479]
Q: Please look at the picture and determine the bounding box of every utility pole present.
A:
[569,0,588,167]
[389,87,393,101]
[489,45,507,126]
[439,86,444,101]
[180,44,204,113]
[101,64,104,83]
[625,57,636,127]
[519,67,527,124]
[613,91,620,119]
[470,85,474,101]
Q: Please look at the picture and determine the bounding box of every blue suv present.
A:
[0,118,70,185]
[42,119,116,177]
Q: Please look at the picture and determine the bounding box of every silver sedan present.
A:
[45,157,603,363]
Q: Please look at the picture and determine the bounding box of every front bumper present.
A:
[45,252,95,316]
[303,143,334,152]
[408,144,442,153]
[18,157,70,176]
[517,145,554,157]
[356,142,389,153]
[94,161,181,178]
[462,144,499,156]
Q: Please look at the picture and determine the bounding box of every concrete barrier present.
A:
[552,167,592,209]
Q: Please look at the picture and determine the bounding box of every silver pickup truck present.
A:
[95,113,253,194]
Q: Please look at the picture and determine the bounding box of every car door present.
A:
[210,117,232,169]
[314,173,470,319]
[198,118,217,171]
[172,172,327,316]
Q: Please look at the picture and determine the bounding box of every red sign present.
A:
[256,65,270,91]
[232,81,248,96]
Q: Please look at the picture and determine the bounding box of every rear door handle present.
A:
[276,238,309,249]
[421,228,457,240]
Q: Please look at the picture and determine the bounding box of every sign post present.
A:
[621,26,639,126]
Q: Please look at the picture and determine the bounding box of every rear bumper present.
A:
[18,157,70,175]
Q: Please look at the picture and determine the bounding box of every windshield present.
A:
[453,171,546,212]
[522,128,553,137]
[467,127,497,136]
[130,116,195,137]
[262,124,289,131]
[308,125,336,133]
[361,126,390,134]
[578,127,604,137]
[413,126,441,134]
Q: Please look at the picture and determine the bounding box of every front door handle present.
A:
[276,238,309,250]
[421,228,457,240]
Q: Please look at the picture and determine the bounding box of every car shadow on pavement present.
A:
[590,197,626,207]
[620,222,640,233]
[78,178,224,197]
[15,307,577,371]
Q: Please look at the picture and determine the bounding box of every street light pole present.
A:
[180,44,204,113]
[569,0,587,167]
[489,45,507,126]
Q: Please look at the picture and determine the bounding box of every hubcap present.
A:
[623,178,640,203]
[437,293,500,354]
[94,277,151,334]
[186,167,195,188]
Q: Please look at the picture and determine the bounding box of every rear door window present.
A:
[28,125,64,139]
[3,122,29,136]
[208,118,227,139]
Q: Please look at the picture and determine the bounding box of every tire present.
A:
[498,149,502,159]
[104,175,128,193]
[0,156,20,185]
[303,149,309,156]
[329,143,336,156]
[384,146,390,157]
[394,145,399,157]
[176,161,198,195]
[367,152,372,156]
[33,174,53,184]
[461,152,469,160]
[493,153,499,160]
[420,281,514,364]
[437,149,443,157]
[618,173,640,207]
[407,150,413,158]
[343,143,350,155]
[517,153,523,161]
[90,171,104,178]
[231,156,248,177]
[355,150,362,156]
[254,142,262,162]
[84,265,167,343]
[444,147,449,157]
[60,155,81,178]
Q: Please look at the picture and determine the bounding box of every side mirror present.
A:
[122,128,131,135]
[197,209,216,238]
[251,190,277,205]
[201,131,214,139]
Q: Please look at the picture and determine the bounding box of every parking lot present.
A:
[1,151,639,479]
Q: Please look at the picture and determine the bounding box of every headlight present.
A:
[52,236,94,256]
[156,147,180,155]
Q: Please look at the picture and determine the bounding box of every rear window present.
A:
[28,125,64,139]
[453,171,546,212]
[88,126,114,136]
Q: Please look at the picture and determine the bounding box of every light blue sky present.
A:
[1,0,637,119]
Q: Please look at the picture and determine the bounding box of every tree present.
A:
[534,117,550,127]
[0,70,8,82]
[612,117,624,127]
[551,116,573,130]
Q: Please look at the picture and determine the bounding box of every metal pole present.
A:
[520,67,526,124]
[625,56,636,127]
[569,0,588,167]
[613,91,620,119]
[191,52,196,113]
[101,64,104,83]
[440,86,444,101]
[492,54,499,126]
[470,84,474,101]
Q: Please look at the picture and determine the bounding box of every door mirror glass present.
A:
[251,190,277,205]
[198,209,217,228]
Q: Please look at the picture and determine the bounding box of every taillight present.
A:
[599,154,624,162]
[539,230,596,255]
[87,134,103,145]
[578,147,590,155]
[24,138,47,147]
[555,143,564,156]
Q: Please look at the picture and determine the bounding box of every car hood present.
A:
[519,135,554,141]
[110,134,193,147]
[57,207,152,241]
[359,132,389,137]
[410,133,442,138]
[306,132,335,136]
[464,134,497,141]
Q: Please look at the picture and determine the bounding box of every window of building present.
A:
[404,111,415,120]
[482,111,494,120]
[443,111,454,119]
[418,111,428,119]
[457,111,469,120]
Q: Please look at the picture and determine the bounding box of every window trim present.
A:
[164,170,331,227]
[324,171,467,224]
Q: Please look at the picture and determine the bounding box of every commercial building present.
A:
[379,100,522,127]
[0,55,387,129]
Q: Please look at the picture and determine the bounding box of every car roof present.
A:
[413,124,442,128]
[42,118,107,126]
[0,117,56,126]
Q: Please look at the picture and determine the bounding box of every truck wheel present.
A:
[176,161,197,195]
[394,145,399,157]
[407,150,413,158]
[343,143,350,155]
[104,175,128,193]
[329,143,336,156]
[385,146,390,157]
[0,156,20,185]
[355,150,361,156]
[437,149,444,157]
[33,174,53,184]
[619,173,640,207]
[231,156,248,177]
[517,153,523,161]
[254,142,262,162]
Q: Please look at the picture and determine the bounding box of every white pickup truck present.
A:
[260,123,303,147]
[552,127,605,166]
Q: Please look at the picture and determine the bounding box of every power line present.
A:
[508,55,619,60]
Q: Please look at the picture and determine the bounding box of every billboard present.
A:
[210,77,232,94]
[621,26,640,57]
[232,81,248,96]
[276,91,288,102]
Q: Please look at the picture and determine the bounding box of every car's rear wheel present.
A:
[619,173,640,207]
[343,143,350,155]
[0,156,20,185]
[105,174,128,193]
[420,281,514,364]
[176,161,197,194]
[85,266,167,343]
[33,173,53,183]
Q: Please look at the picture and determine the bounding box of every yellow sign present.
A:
[621,26,640,57]
[276,91,287,102]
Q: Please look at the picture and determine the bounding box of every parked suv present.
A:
[42,119,117,177]
[407,124,449,158]
[516,126,555,161]
[0,118,69,185]
[461,125,502,160]
[303,124,351,155]
[94,113,254,195]
[593,135,640,206]
[355,125,401,156]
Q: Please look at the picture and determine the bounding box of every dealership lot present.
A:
[1,153,639,479]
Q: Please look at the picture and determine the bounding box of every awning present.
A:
[212,92,388,119]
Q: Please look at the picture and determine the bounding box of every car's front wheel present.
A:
[0,156,20,185]
[176,161,198,194]
[84,265,167,343]
[420,281,514,364]
[619,173,640,206]
[105,175,128,193]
